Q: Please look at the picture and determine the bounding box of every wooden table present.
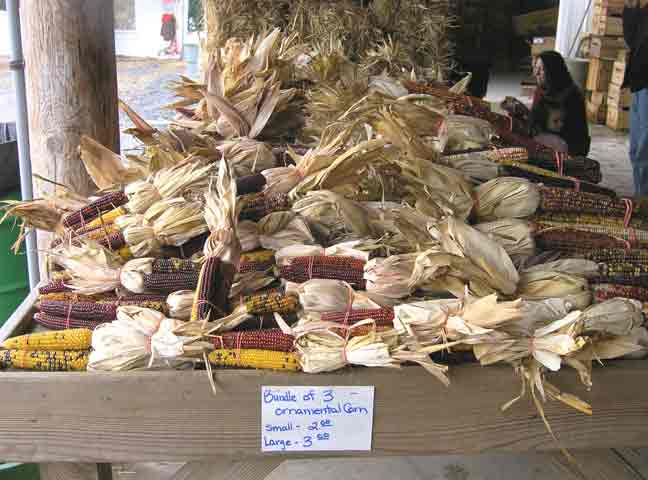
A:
[2,293,648,479]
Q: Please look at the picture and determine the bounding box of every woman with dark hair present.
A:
[530,51,591,156]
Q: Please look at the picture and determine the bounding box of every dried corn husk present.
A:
[88,306,187,371]
[474,219,536,261]
[275,239,378,266]
[502,298,575,337]
[125,161,214,214]
[439,151,500,183]
[48,242,123,295]
[444,115,495,152]
[216,138,276,177]
[79,135,144,189]
[1,199,66,253]
[166,290,195,320]
[257,211,315,251]
[286,279,379,313]
[296,328,401,373]
[433,217,519,295]
[474,311,586,372]
[238,220,261,252]
[293,190,383,244]
[394,294,524,344]
[229,270,276,299]
[262,130,349,196]
[516,271,591,310]
[474,177,541,222]
[581,298,644,336]
[364,249,452,299]
[523,259,599,279]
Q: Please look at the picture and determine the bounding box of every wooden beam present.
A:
[19,0,119,273]
[0,363,647,462]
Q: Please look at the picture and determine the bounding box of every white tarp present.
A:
[556,0,593,58]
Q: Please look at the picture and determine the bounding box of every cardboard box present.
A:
[589,36,627,60]
[592,16,623,36]
[611,60,626,86]
[587,100,608,124]
[608,83,632,109]
[531,37,556,57]
[607,106,630,131]
[586,58,615,91]
[591,91,607,106]
[513,8,559,36]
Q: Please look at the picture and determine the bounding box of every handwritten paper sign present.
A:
[261,386,375,452]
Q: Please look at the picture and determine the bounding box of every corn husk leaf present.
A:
[516,270,591,310]
[474,219,536,262]
[217,138,276,177]
[581,298,644,336]
[238,220,261,252]
[79,135,144,189]
[286,279,379,313]
[474,177,541,222]
[166,290,195,320]
[523,259,599,279]
[257,211,315,251]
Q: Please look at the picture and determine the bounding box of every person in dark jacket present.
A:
[623,0,648,196]
[529,51,591,157]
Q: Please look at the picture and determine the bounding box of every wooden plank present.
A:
[0,363,647,462]
[39,463,98,480]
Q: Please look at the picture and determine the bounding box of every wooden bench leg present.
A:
[96,463,113,480]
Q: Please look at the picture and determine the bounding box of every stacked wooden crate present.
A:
[607,51,631,131]
[585,0,627,126]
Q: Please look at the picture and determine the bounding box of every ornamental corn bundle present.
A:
[498,163,615,197]
[239,249,276,273]
[592,283,648,303]
[526,150,602,184]
[166,290,196,320]
[240,192,292,222]
[32,312,105,331]
[474,219,536,262]
[89,306,186,371]
[280,255,367,288]
[433,217,520,295]
[275,240,376,266]
[314,306,395,327]
[516,270,592,310]
[295,328,401,374]
[191,160,241,323]
[535,220,648,249]
[286,279,380,313]
[208,349,300,371]
[439,150,500,183]
[501,298,575,337]
[364,250,452,299]
[533,224,631,255]
[120,258,200,294]
[444,115,495,152]
[537,187,648,222]
[1,349,89,372]
[125,161,214,214]
[523,259,599,279]
[63,191,129,230]
[534,212,648,231]
[3,329,92,351]
[473,177,541,222]
[595,262,648,287]
[581,298,644,336]
[473,311,586,372]
[210,329,294,352]
[394,294,524,345]
[216,139,277,177]
[257,211,315,251]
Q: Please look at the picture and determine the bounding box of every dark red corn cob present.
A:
[279,256,366,289]
[320,307,395,326]
[63,191,128,230]
[191,257,237,321]
[34,312,104,330]
[210,329,295,352]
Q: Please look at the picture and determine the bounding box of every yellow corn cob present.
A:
[86,206,128,229]
[2,349,89,371]
[241,249,275,263]
[3,329,93,351]
[208,349,300,371]
[38,293,105,303]
[85,223,120,241]
[244,292,299,315]
[117,246,133,260]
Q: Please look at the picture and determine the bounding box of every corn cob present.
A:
[498,163,615,196]
[153,258,199,274]
[527,150,602,184]
[586,248,648,264]
[592,283,648,302]
[242,291,299,316]
[39,280,71,295]
[236,173,267,196]
[332,324,393,338]
[3,328,92,350]
[279,256,367,288]
[191,257,236,321]
[239,249,276,273]
[39,292,103,303]
[40,296,167,322]
[1,349,89,371]
[240,192,292,222]
[34,312,103,331]
[534,223,631,255]
[534,212,648,231]
[320,307,395,326]
[85,206,129,230]
[208,349,300,371]
[63,191,128,230]
[142,271,199,293]
[210,329,295,352]
[536,220,648,247]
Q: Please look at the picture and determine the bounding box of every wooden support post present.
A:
[20,0,120,274]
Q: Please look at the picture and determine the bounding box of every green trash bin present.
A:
[0,190,29,326]
[0,463,40,480]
